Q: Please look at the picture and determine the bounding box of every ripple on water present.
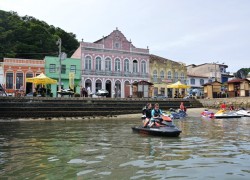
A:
[77,169,95,176]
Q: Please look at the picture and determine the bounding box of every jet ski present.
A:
[165,108,187,119]
[214,109,243,119]
[236,109,250,117]
[201,109,215,118]
[132,116,182,137]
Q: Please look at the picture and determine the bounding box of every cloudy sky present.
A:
[1,0,250,72]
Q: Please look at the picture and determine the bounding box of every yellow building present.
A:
[150,55,187,98]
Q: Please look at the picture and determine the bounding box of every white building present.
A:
[186,74,212,96]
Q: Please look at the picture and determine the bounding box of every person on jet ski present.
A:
[149,103,163,127]
[180,102,186,112]
[143,103,152,128]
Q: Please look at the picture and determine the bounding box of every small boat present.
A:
[201,109,215,118]
[132,117,181,137]
[236,109,250,117]
[214,110,243,119]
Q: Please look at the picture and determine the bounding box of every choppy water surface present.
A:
[0,116,250,179]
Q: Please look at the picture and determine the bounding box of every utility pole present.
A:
[57,38,62,93]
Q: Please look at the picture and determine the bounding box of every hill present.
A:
[0,10,79,60]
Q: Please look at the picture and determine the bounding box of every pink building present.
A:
[72,28,150,98]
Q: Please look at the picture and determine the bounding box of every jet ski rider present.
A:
[143,103,152,128]
[149,103,163,127]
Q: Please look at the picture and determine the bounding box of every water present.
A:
[0,116,250,179]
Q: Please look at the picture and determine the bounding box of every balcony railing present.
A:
[82,70,149,78]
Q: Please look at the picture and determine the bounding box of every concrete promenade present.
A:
[0,96,203,119]
[198,97,250,109]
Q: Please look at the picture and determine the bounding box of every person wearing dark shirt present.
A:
[143,103,152,128]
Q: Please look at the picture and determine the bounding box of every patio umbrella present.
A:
[26,73,57,85]
[167,81,190,89]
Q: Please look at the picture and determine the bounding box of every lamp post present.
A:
[57,38,62,93]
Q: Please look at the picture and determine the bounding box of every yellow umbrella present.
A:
[167,81,190,89]
[26,73,57,85]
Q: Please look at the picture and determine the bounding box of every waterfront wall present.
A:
[198,97,250,109]
[0,97,202,119]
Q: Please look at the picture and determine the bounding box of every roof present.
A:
[203,80,222,86]
[187,63,228,68]
[132,80,154,85]
[150,54,185,65]
[227,78,250,83]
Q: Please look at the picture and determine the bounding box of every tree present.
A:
[0,10,79,60]
[234,68,250,79]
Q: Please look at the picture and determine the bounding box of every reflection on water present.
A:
[0,117,250,179]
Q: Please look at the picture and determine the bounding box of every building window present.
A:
[160,71,164,80]
[200,79,204,85]
[95,57,101,71]
[105,58,111,71]
[141,61,146,73]
[70,65,76,73]
[114,42,120,49]
[26,73,33,78]
[115,58,120,71]
[6,72,13,89]
[153,70,157,82]
[133,60,138,73]
[16,72,23,89]
[191,78,195,85]
[124,59,129,72]
[168,71,172,79]
[49,64,56,73]
[181,72,185,80]
[174,72,178,82]
[85,56,92,70]
[61,65,66,74]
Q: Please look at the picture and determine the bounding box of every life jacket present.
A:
[153,109,161,117]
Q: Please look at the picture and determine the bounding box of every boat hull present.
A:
[132,126,181,137]
[214,115,242,119]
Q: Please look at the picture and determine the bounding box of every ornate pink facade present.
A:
[72,28,150,98]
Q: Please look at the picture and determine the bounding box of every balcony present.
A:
[82,70,149,78]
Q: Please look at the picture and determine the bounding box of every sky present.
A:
[1,0,250,73]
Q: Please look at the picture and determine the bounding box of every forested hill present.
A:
[0,10,79,60]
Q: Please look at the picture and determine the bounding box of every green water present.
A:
[0,117,250,179]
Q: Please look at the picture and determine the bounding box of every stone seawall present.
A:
[198,97,250,109]
[0,97,203,119]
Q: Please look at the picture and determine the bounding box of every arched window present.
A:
[160,71,164,80]
[174,72,178,81]
[200,79,204,85]
[181,72,185,80]
[16,72,23,89]
[105,58,111,71]
[115,58,120,71]
[167,71,172,79]
[141,61,146,73]
[133,60,138,73]
[124,59,129,72]
[191,78,195,85]
[153,70,157,82]
[95,57,101,71]
[85,56,92,70]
